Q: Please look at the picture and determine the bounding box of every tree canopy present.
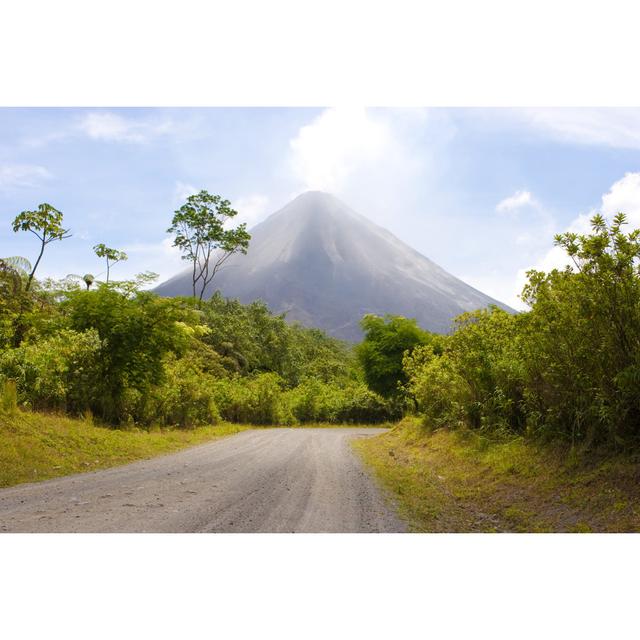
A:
[167,191,251,302]
[357,314,434,399]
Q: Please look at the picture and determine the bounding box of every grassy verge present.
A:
[353,417,640,532]
[0,409,249,488]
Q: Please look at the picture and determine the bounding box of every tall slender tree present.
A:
[93,243,128,283]
[12,203,71,291]
[167,190,251,302]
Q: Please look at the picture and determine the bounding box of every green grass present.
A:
[0,408,250,488]
[354,417,640,532]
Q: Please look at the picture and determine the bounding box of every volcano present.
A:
[155,191,513,340]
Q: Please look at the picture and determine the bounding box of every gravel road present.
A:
[0,428,406,533]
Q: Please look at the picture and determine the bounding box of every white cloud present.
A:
[0,163,51,190]
[496,189,535,213]
[289,107,391,192]
[285,107,440,229]
[512,172,640,307]
[518,108,640,149]
[600,171,640,225]
[78,112,173,143]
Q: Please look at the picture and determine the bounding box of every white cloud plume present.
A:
[78,112,173,143]
[289,107,391,192]
[0,163,51,190]
[286,107,440,229]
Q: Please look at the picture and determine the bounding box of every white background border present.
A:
[2,1,640,637]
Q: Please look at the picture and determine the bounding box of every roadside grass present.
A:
[0,408,249,488]
[353,417,640,532]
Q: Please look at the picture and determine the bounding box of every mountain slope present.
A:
[155,191,513,340]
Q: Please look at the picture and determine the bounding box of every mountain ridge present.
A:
[155,191,513,340]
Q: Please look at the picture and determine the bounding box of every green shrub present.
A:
[141,355,221,428]
[0,329,101,413]
[213,373,292,425]
[402,214,640,449]
[284,378,395,424]
[404,346,469,428]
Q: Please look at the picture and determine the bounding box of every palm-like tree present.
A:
[66,273,96,290]
[0,256,32,293]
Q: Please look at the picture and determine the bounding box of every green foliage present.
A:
[404,308,523,432]
[404,345,469,429]
[0,259,29,348]
[213,373,291,425]
[67,273,95,290]
[404,214,640,450]
[200,293,351,385]
[357,314,435,399]
[62,286,189,423]
[0,329,102,412]
[285,378,394,424]
[136,354,221,428]
[519,212,640,445]
[167,190,251,301]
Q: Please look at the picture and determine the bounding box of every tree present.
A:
[0,256,31,294]
[12,203,71,291]
[0,257,32,348]
[167,190,251,302]
[93,243,127,283]
[67,273,95,290]
[357,314,433,399]
[520,213,640,446]
[63,287,189,423]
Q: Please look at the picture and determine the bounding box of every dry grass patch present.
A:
[354,418,640,532]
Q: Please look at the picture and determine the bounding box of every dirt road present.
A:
[0,428,405,533]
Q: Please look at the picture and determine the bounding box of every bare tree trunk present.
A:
[25,239,45,292]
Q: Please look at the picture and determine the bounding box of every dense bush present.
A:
[403,214,640,449]
[62,286,192,423]
[285,378,394,424]
[0,329,101,413]
[357,314,436,399]
[212,373,292,425]
[133,355,220,427]
[0,274,386,428]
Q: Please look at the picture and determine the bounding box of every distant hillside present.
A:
[155,191,513,340]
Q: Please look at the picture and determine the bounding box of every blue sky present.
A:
[2,107,640,309]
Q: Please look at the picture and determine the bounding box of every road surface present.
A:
[0,428,406,533]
